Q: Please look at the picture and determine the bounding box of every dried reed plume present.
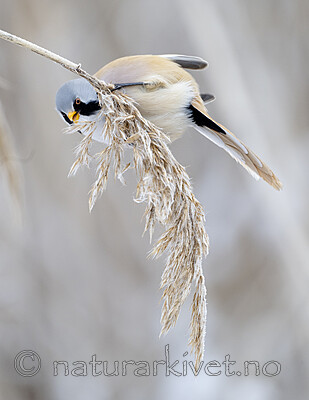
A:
[68,90,209,366]
[0,29,209,367]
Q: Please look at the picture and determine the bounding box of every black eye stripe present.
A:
[61,111,73,125]
[73,100,101,116]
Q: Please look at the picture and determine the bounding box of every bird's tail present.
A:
[189,104,282,190]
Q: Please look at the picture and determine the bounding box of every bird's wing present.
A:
[159,54,208,70]
[95,55,204,85]
[95,55,200,100]
[189,103,282,190]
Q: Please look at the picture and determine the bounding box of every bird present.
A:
[56,54,282,190]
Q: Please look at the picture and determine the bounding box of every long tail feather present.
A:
[189,104,282,190]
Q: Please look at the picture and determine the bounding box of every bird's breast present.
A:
[123,80,196,141]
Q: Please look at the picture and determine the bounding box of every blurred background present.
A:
[0,0,308,399]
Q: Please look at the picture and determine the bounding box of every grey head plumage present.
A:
[56,78,100,124]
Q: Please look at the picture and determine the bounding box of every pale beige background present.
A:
[0,0,308,399]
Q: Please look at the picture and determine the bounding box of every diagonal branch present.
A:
[0,29,113,91]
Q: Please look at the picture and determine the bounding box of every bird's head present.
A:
[55,78,101,125]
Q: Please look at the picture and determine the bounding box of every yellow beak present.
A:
[67,111,80,123]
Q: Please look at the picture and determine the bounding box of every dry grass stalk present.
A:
[68,90,209,367]
[0,28,209,366]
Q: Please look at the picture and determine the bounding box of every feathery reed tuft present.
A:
[68,89,209,367]
[0,28,209,366]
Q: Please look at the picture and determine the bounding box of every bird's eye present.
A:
[75,98,81,105]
